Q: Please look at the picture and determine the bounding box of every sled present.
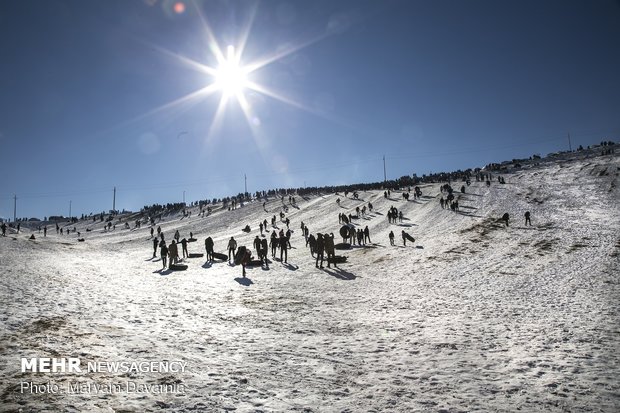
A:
[327,255,348,264]
[404,234,415,243]
[335,242,351,250]
[212,252,228,261]
[188,253,204,258]
[247,258,271,267]
[339,225,351,239]
[187,238,197,242]
[169,264,188,271]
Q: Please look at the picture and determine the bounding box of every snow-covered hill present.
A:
[1,153,619,412]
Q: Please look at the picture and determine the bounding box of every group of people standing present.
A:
[152,231,189,270]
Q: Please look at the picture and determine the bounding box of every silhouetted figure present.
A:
[260,238,268,265]
[270,232,278,257]
[324,233,336,268]
[524,211,531,226]
[168,240,179,267]
[502,213,510,227]
[308,234,316,257]
[279,233,288,263]
[241,248,251,277]
[228,237,237,262]
[160,240,168,269]
[253,236,261,256]
[389,230,395,246]
[315,234,325,268]
[205,237,214,261]
[181,238,188,258]
[153,237,159,258]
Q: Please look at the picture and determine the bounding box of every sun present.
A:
[214,45,247,97]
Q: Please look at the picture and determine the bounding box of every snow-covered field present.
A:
[1,153,619,412]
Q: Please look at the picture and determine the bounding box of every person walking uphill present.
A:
[524,211,531,226]
[228,237,237,262]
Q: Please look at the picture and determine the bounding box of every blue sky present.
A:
[0,0,618,219]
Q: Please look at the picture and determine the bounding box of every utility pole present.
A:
[383,155,387,183]
[244,174,247,195]
[112,187,116,213]
[567,132,572,152]
[69,200,72,219]
[183,190,186,204]
[13,194,17,223]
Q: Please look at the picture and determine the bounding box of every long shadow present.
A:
[460,205,477,210]
[458,211,483,218]
[145,257,158,261]
[397,223,414,227]
[415,245,424,249]
[282,262,299,271]
[234,277,253,286]
[323,267,357,280]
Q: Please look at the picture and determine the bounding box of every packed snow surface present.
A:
[1,154,619,412]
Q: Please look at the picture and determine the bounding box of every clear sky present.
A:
[1,0,619,220]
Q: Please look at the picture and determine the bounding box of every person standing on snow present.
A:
[153,237,159,258]
[324,233,336,268]
[228,237,237,262]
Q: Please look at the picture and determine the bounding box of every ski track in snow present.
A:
[1,154,619,412]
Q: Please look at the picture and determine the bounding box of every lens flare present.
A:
[173,2,185,14]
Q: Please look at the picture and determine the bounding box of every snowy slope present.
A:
[0,153,619,412]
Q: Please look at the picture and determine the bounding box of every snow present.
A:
[1,153,619,412]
